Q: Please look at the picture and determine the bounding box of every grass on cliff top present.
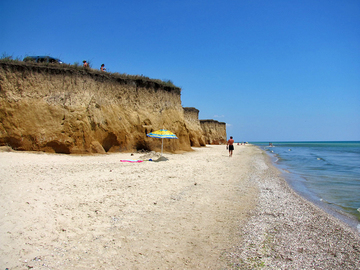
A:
[0,53,179,90]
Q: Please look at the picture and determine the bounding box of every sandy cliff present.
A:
[200,119,227,144]
[183,107,206,147]
[0,62,194,154]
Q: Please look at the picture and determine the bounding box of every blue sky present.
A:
[1,0,359,141]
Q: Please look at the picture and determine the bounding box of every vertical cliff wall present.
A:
[200,120,227,145]
[183,107,206,147]
[0,62,194,154]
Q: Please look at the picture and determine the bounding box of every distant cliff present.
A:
[0,61,196,154]
[183,107,206,147]
[200,120,227,144]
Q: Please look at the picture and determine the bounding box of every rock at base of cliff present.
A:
[0,146,14,152]
[90,141,106,154]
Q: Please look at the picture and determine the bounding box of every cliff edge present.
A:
[0,61,193,154]
[183,107,206,147]
[200,120,227,144]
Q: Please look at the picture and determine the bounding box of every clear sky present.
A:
[1,0,359,141]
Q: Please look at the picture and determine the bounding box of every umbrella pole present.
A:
[161,138,164,156]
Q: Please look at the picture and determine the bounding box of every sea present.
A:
[250,141,360,232]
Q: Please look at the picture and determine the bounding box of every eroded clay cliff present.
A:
[183,107,206,147]
[200,120,227,144]
[0,62,194,154]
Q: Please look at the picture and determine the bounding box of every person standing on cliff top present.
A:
[100,64,106,71]
[83,60,89,68]
[227,136,234,157]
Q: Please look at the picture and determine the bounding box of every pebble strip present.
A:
[226,146,360,269]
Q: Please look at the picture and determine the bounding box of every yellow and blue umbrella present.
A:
[147,129,178,156]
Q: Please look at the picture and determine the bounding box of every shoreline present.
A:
[260,144,360,233]
[228,145,360,269]
[1,145,359,269]
[284,170,360,234]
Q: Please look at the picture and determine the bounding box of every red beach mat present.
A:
[120,159,144,163]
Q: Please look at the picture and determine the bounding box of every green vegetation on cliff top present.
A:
[0,54,180,91]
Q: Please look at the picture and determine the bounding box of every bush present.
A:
[0,54,180,90]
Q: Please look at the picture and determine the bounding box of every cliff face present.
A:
[183,107,206,147]
[0,62,194,154]
[200,120,227,145]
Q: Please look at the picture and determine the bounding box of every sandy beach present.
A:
[1,145,359,269]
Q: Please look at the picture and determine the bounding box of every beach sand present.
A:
[0,145,359,269]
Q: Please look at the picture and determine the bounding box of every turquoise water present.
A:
[251,141,360,229]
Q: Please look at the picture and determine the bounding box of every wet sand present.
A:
[0,145,359,269]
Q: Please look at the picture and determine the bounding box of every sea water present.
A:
[251,141,360,231]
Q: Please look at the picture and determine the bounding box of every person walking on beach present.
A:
[227,136,234,157]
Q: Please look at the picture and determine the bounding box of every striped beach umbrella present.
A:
[147,129,178,156]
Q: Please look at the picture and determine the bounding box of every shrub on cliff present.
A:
[0,56,180,91]
[1,53,22,62]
